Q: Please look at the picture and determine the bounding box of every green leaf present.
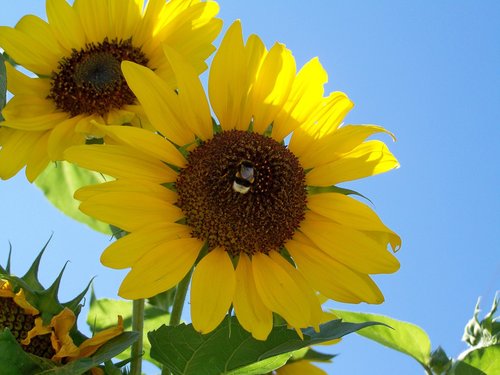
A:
[0,329,53,374]
[87,297,168,367]
[37,332,138,375]
[34,161,111,234]
[226,353,292,375]
[333,310,431,367]
[0,53,6,120]
[149,315,380,375]
[452,345,500,375]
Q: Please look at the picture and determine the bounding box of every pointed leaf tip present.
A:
[21,235,54,290]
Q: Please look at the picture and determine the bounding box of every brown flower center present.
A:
[48,37,149,116]
[176,130,307,256]
[0,297,54,359]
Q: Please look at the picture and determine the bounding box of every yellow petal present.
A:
[51,308,80,360]
[101,125,186,167]
[272,57,327,142]
[306,140,399,186]
[26,131,51,182]
[248,43,296,134]
[21,317,52,346]
[75,179,176,202]
[2,95,66,131]
[0,19,60,75]
[5,63,50,96]
[0,128,48,181]
[65,144,177,183]
[288,92,353,157]
[298,124,396,169]
[46,0,86,50]
[300,216,400,274]
[252,252,316,329]
[162,45,212,140]
[121,61,195,146]
[106,0,142,40]
[47,117,85,160]
[77,315,123,359]
[209,21,252,131]
[119,238,201,299]
[101,222,190,269]
[191,248,236,334]
[157,2,222,74]
[79,191,183,232]
[307,193,401,252]
[287,239,384,304]
[276,360,328,375]
[233,254,273,340]
[74,0,110,43]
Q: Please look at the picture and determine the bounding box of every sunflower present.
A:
[0,0,222,181]
[65,21,401,340]
[0,279,123,372]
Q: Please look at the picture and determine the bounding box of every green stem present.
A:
[170,267,193,326]
[161,268,193,375]
[130,298,145,375]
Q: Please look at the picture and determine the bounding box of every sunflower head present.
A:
[0,241,122,364]
[65,20,401,340]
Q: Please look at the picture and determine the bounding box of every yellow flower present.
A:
[65,21,401,340]
[1,278,123,368]
[0,0,222,181]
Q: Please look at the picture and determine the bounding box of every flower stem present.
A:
[130,298,145,375]
[170,267,193,326]
[161,268,193,375]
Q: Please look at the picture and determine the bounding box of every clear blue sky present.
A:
[1,1,499,374]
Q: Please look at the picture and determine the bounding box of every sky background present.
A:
[1,1,499,374]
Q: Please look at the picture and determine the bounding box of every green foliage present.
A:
[87,295,169,367]
[452,345,500,375]
[34,161,112,235]
[333,309,432,367]
[0,329,54,374]
[149,316,381,375]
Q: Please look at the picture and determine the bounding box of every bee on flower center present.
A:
[233,160,255,194]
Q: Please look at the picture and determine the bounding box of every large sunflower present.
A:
[0,0,221,181]
[65,21,401,340]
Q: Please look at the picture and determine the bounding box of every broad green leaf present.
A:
[34,161,111,234]
[87,296,169,367]
[452,345,500,375]
[149,315,381,375]
[333,310,431,367]
[0,329,53,374]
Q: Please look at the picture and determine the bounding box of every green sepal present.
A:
[0,242,12,274]
[148,315,382,375]
[429,346,452,374]
[19,236,50,290]
[307,185,372,202]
